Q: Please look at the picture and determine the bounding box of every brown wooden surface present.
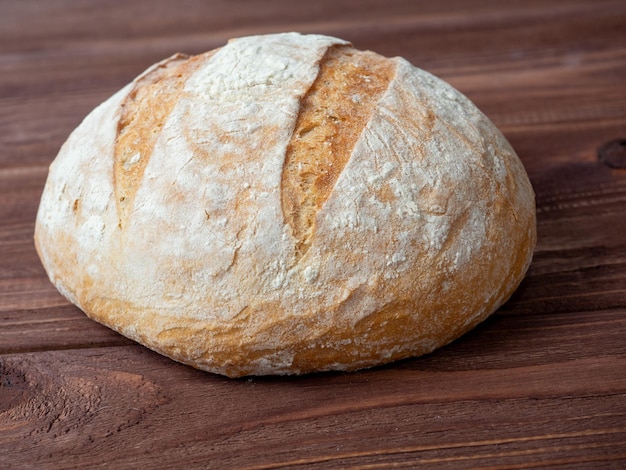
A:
[2,1,626,468]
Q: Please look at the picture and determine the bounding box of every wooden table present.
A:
[2,1,625,468]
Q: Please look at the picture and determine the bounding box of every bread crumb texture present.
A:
[35,33,536,377]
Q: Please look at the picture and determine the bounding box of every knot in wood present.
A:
[598,139,626,169]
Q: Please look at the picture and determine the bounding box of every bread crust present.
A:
[35,33,536,377]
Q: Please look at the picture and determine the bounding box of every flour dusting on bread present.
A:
[35,33,536,377]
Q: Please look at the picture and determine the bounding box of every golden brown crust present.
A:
[34,33,536,378]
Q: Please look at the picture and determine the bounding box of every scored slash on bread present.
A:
[281,45,395,259]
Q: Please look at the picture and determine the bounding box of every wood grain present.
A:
[1,0,625,468]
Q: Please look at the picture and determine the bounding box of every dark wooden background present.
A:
[2,1,626,468]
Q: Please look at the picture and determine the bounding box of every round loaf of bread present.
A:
[35,32,536,377]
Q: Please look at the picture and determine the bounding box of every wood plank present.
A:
[0,305,133,354]
[1,0,626,467]
[1,1,623,168]
[1,347,625,469]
